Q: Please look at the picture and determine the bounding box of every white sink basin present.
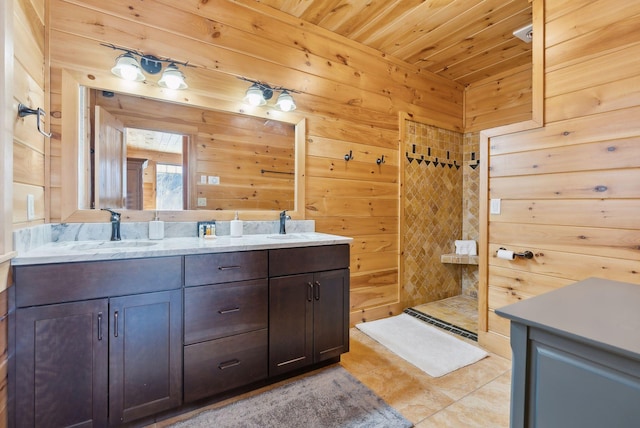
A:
[68,241,158,251]
[267,234,301,240]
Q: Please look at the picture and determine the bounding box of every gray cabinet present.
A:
[496,277,640,428]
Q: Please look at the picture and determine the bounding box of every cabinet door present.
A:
[109,289,182,425]
[15,299,109,428]
[313,269,350,362]
[269,273,314,376]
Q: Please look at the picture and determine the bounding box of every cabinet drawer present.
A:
[184,251,268,287]
[14,256,183,307]
[269,244,350,277]
[184,329,268,402]
[184,279,268,345]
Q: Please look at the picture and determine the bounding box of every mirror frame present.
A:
[61,69,306,222]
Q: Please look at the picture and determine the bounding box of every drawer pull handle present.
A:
[314,281,321,301]
[218,265,241,271]
[307,282,313,302]
[97,313,103,341]
[277,356,306,367]
[113,311,119,338]
[218,359,241,370]
[218,307,240,314]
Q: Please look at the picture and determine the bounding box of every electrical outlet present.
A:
[208,176,220,185]
[27,194,35,220]
[197,197,207,207]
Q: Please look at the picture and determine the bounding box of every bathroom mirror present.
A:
[60,69,306,222]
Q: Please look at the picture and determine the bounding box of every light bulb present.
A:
[243,84,266,106]
[119,64,139,81]
[275,91,296,112]
[158,64,187,90]
[111,53,145,82]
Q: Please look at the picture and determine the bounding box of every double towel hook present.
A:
[18,104,52,138]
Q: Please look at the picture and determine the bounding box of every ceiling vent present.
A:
[513,24,533,43]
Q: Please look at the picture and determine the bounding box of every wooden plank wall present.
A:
[12,0,46,229]
[481,0,640,357]
[45,0,464,323]
[9,0,47,424]
[464,63,532,133]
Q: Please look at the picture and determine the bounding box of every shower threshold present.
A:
[404,307,478,342]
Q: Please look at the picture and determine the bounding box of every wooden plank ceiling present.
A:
[253,0,533,86]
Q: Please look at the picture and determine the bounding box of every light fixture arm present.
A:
[101,43,193,73]
[238,77,299,96]
[238,77,299,111]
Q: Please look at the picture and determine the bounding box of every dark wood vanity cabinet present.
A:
[268,245,350,376]
[15,299,109,428]
[11,244,350,426]
[183,251,269,402]
[12,257,183,428]
[109,289,182,425]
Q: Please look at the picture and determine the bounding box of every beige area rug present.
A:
[168,365,413,428]
[356,313,488,377]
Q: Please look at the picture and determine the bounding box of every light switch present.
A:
[490,198,501,215]
[197,197,207,207]
[200,175,207,184]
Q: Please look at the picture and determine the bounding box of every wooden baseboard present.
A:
[349,302,404,327]
[479,330,512,359]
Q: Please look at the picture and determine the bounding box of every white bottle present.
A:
[230,211,243,237]
[149,211,165,240]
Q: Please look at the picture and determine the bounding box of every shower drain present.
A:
[404,308,478,342]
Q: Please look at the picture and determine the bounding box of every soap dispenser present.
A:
[230,211,243,237]
[149,211,165,240]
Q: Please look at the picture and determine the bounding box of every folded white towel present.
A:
[455,240,477,256]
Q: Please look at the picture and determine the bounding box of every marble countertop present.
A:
[12,233,353,266]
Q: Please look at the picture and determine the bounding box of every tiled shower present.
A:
[402,119,480,312]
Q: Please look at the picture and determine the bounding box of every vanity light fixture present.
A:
[103,43,190,89]
[275,90,296,112]
[111,53,145,82]
[240,77,298,111]
[157,63,188,90]
[244,83,270,106]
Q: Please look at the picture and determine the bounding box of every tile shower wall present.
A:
[402,122,480,307]
[462,132,480,298]
[403,122,463,308]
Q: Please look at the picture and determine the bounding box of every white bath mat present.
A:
[356,313,488,377]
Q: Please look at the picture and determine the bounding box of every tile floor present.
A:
[413,295,479,334]
[152,296,513,427]
[343,295,511,427]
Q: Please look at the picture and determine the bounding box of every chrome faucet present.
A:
[279,210,291,234]
[102,208,121,241]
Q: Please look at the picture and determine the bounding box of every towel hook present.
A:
[18,104,52,138]
[344,150,353,161]
[376,155,385,165]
